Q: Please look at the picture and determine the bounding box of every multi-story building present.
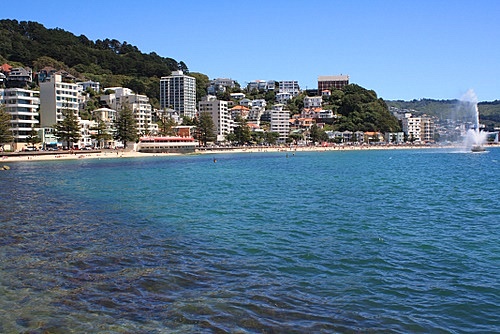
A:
[101,87,156,135]
[207,78,236,95]
[276,92,293,104]
[304,96,323,108]
[421,118,435,142]
[317,74,349,92]
[160,71,197,118]
[39,74,80,128]
[278,80,300,97]
[198,96,232,142]
[77,80,100,92]
[6,67,33,88]
[247,80,275,92]
[0,88,40,150]
[402,115,435,143]
[270,104,290,143]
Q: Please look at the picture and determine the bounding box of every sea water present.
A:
[1,148,499,333]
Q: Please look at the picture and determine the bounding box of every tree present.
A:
[289,132,304,144]
[54,110,81,149]
[0,105,13,147]
[188,72,210,102]
[264,131,280,145]
[196,112,216,146]
[233,115,251,145]
[26,127,41,147]
[114,104,137,148]
[90,120,112,148]
[309,124,328,144]
[158,116,177,136]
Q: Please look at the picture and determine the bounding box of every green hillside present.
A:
[386,99,500,130]
[0,19,185,107]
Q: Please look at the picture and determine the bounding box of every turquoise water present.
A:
[1,148,499,333]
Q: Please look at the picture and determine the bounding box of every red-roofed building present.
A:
[1,63,12,73]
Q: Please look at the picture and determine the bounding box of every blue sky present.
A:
[3,0,500,101]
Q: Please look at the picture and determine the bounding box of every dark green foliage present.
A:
[54,110,81,149]
[232,115,252,145]
[196,112,216,146]
[114,105,137,148]
[188,72,210,102]
[26,127,41,146]
[309,123,329,143]
[334,84,401,133]
[0,19,180,94]
[90,120,112,148]
[0,105,13,144]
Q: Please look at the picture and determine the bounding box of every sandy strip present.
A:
[1,144,496,164]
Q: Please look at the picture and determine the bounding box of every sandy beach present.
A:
[2,143,491,165]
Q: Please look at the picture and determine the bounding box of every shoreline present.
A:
[1,143,498,164]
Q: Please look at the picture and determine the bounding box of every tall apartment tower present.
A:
[0,88,40,150]
[317,75,349,92]
[270,104,290,143]
[39,74,80,127]
[160,71,197,118]
[198,96,232,142]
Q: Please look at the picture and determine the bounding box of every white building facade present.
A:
[101,87,156,135]
[270,105,290,143]
[198,96,232,142]
[303,96,323,108]
[160,71,197,118]
[0,88,40,150]
[278,80,300,97]
[39,74,80,127]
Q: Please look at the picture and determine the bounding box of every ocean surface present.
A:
[0,148,499,333]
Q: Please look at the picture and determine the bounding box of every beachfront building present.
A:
[198,96,232,142]
[385,132,405,144]
[160,71,197,118]
[402,115,435,143]
[270,104,290,143]
[100,87,156,135]
[0,87,40,151]
[317,74,349,92]
[39,74,80,128]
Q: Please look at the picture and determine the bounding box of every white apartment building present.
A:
[0,88,40,151]
[160,71,197,118]
[39,74,80,127]
[303,96,323,108]
[78,119,96,148]
[402,116,435,143]
[230,92,245,100]
[247,80,275,92]
[270,104,290,143]
[77,80,100,92]
[198,96,232,142]
[276,92,292,104]
[207,78,236,95]
[252,99,267,108]
[278,80,300,97]
[101,87,156,135]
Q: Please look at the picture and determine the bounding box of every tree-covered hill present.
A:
[0,19,187,106]
[324,84,401,133]
[386,99,500,129]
